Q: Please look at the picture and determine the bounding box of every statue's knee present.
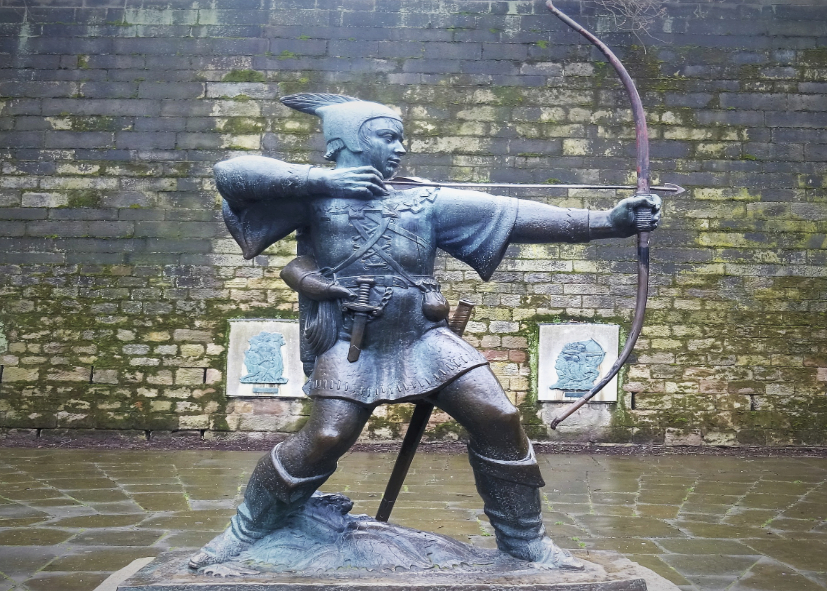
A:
[309,425,353,455]
[469,396,521,430]
[493,405,523,433]
[470,404,528,458]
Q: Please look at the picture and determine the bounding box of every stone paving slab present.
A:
[0,449,825,590]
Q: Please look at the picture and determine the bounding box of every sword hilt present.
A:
[448,299,475,336]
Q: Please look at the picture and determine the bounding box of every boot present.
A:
[189,443,333,569]
[468,444,584,570]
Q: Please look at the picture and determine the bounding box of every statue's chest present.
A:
[309,190,438,274]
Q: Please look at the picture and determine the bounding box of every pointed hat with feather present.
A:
[281,93,402,159]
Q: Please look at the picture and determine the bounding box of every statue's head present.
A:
[280,93,405,179]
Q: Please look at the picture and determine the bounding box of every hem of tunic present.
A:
[303,325,490,406]
[306,360,489,407]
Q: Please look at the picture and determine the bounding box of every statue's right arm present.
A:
[214,155,317,207]
[215,156,389,260]
[215,156,316,259]
[214,155,388,207]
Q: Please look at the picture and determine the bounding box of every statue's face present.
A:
[358,117,406,179]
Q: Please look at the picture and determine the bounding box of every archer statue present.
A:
[189,93,661,571]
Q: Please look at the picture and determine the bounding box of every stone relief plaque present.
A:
[537,323,619,402]
[227,319,305,398]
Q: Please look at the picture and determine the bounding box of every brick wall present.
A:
[0,0,825,446]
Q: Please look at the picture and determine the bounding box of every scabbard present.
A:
[347,313,369,362]
[375,300,475,522]
[345,276,376,363]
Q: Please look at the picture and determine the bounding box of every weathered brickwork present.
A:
[0,0,825,446]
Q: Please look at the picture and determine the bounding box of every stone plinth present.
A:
[117,549,658,590]
[115,493,680,591]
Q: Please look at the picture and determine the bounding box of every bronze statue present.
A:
[189,93,661,572]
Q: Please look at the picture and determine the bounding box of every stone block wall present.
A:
[0,0,825,446]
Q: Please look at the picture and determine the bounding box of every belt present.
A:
[335,275,435,289]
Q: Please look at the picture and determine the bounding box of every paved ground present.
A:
[0,448,825,590]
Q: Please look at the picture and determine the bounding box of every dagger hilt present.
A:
[342,276,379,314]
[356,277,374,305]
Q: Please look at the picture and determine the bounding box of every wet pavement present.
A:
[0,448,825,590]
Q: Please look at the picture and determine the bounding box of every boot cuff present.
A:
[468,443,545,488]
[255,443,335,505]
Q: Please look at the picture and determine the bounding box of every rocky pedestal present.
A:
[115,493,679,591]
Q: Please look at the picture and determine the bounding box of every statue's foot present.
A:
[506,537,585,571]
[188,528,251,570]
[199,563,259,577]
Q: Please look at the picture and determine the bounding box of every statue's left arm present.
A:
[434,189,660,281]
[510,195,661,244]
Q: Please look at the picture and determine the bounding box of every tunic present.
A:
[215,157,589,406]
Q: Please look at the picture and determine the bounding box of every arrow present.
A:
[386,179,685,195]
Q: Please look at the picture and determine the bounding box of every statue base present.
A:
[114,493,678,591]
[116,550,676,590]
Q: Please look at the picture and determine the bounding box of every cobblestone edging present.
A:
[0,0,825,445]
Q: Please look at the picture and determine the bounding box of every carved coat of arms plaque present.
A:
[537,324,619,402]
[227,319,305,398]
[549,338,607,395]
[240,332,290,393]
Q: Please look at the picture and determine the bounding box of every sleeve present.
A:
[434,188,519,281]
[509,199,590,244]
[215,156,312,259]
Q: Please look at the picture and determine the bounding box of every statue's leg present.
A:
[430,366,583,570]
[189,397,372,569]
